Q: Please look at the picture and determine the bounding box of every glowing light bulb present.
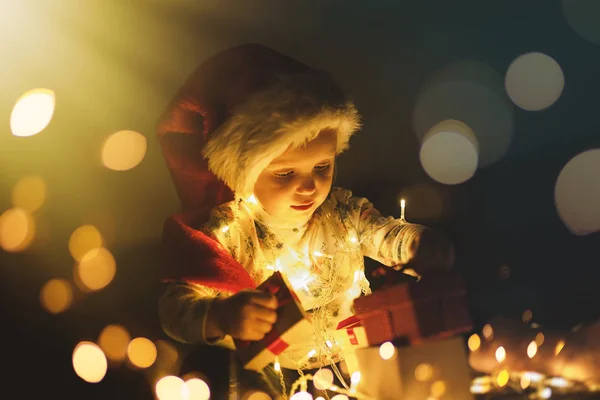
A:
[468,334,481,352]
[495,346,506,363]
[221,225,229,233]
[527,341,538,358]
[379,342,395,360]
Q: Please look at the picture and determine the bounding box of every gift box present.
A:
[353,336,474,400]
[353,271,472,345]
[332,315,369,349]
[234,271,312,371]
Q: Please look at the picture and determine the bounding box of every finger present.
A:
[250,319,274,335]
[250,292,278,309]
[250,305,278,324]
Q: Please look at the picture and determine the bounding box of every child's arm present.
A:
[334,188,453,274]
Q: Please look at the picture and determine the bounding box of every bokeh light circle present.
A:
[69,224,103,262]
[505,52,564,111]
[72,341,108,383]
[185,378,210,400]
[11,175,46,213]
[10,88,55,137]
[102,130,147,171]
[156,375,186,400]
[419,121,479,185]
[555,149,600,235]
[98,324,131,362]
[40,278,73,314]
[314,368,334,390]
[0,207,36,252]
[76,247,117,291]
[127,337,157,368]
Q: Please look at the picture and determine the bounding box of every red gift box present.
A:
[234,271,312,371]
[353,271,472,345]
[333,315,369,348]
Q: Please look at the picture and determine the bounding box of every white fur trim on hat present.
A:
[203,73,360,198]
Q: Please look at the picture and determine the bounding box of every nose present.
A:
[296,176,317,196]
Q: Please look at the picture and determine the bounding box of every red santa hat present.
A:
[157,43,360,212]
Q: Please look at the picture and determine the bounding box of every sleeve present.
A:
[332,188,426,266]
[157,204,242,348]
[158,281,235,348]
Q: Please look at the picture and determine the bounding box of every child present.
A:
[156,43,453,397]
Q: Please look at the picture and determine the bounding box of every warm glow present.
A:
[290,392,313,400]
[72,341,108,383]
[540,387,552,399]
[69,225,103,262]
[482,324,493,340]
[415,363,434,381]
[0,207,35,252]
[98,324,131,362]
[274,361,281,372]
[468,334,481,351]
[522,309,533,323]
[127,337,157,368]
[11,175,47,213]
[247,392,272,400]
[40,278,73,314]
[307,349,317,358]
[535,332,545,347]
[527,341,538,358]
[497,370,509,387]
[521,374,531,389]
[379,342,395,360]
[10,88,55,137]
[523,371,544,383]
[221,225,229,233]
[555,149,600,235]
[470,383,491,394]
[548,377,570,388]
[505,52,564,111]
[76,247,116,291]
[351,371,361,385]
[313,368,334,390]
[430,380,446,397]
[555,340,565,356]
[331,396,348,400]
[102,130,147,171]
[156,375,186,400]
[495,346,506,363]
[185,378,210,400]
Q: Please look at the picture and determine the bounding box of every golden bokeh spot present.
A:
[76,247,116,291]
[482,324,494,341]
[10,88,55,137]
[313,368,334,390]
[497,370,509,387]
[155,375,186,400]
[520,374,531,389]
[185,378,211,400]
[246,392,273,400]
[102,130,147,171]
[379,342,395,360]
[468,334,481,352]
[128,337,157,369]
[69,225,103,262]
[527,341,538,359]
[72,341,107,383]
[555,340,565,356]
[11,175,46,213]
[430,380,446,397]
[495,346,506,363]
[40,278,73,314]
[535,332,545,347]
[522,309,533,323]
[98,324,131,362]
[0,207,36,252]
[415,363,434,382]
[154,340,179,371]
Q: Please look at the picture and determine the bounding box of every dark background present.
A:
[1,0,599,398]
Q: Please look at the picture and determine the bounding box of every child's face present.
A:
[254,129,337,221]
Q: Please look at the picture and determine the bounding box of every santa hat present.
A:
[157,43,360,212]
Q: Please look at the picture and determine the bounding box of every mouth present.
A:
[291,202,315,211]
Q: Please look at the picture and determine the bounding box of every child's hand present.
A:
[211,290,278,341]
[406,227,455,274]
